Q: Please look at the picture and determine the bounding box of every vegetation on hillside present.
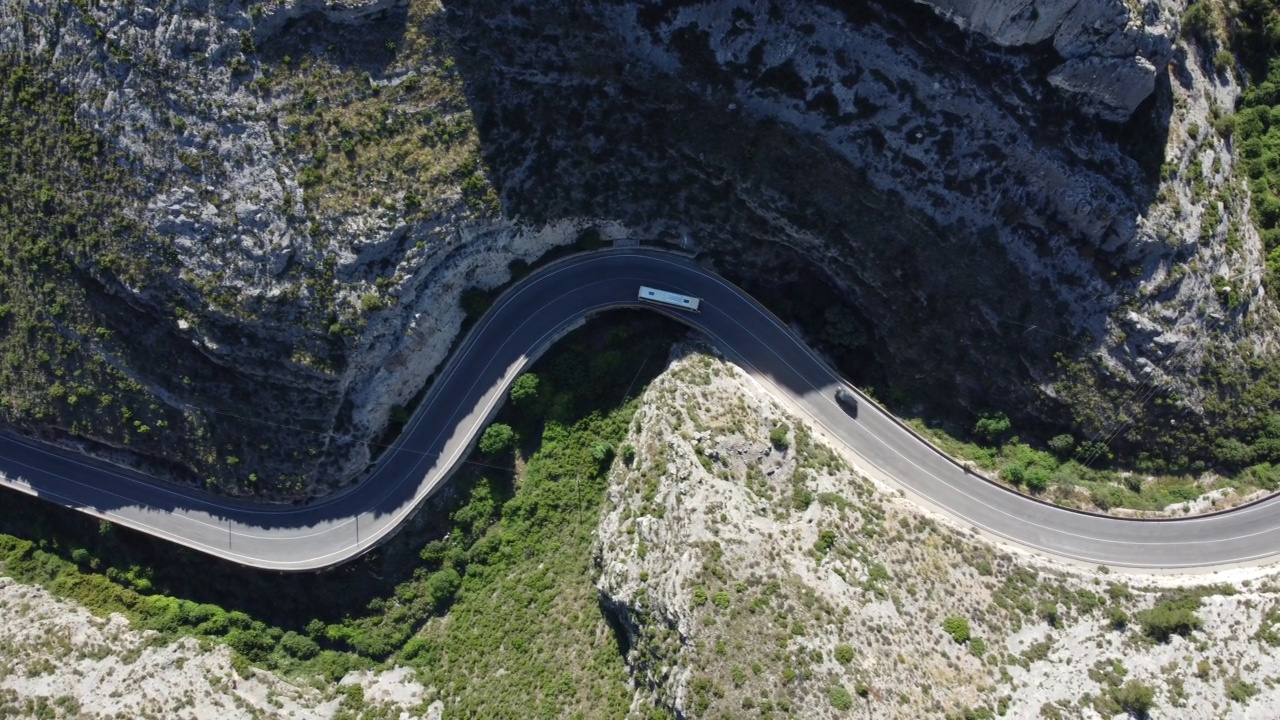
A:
[905,408,1280,513]
[0,0,501,498]
[0,313,685,718]
[0,54,207,478]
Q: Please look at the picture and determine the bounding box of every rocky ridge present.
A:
[595,347,1280,718]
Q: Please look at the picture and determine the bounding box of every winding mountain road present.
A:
[1,249,1279,572]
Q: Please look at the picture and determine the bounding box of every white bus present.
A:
[638,286,701,312]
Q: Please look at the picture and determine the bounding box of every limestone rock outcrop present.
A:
[917,0,1174,120]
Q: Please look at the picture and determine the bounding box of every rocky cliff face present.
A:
[0,0,580,496]
[449,0,1275,462]
[917,0,1174,121]
[0,0,1271,496]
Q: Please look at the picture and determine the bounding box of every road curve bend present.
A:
[1,249,1280,572]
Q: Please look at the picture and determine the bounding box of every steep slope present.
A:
[596,346,1280,718]
[0,0,581,497]
[447,0,1278,469]
[0,0,1276,500]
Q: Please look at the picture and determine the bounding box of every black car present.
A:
[835,387,858,417]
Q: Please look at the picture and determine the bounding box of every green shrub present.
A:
[827,683,854,711]
[1225,676,1259,703]
[460,286,493,319]
[451,479,497,538]
[770,423,790,449]
[1241,462,1280,490]
[478,423,515,455]
[693,586,708,606]
[225,627,277,662]
[1180,1,1216,41]
[1048,434,1075,456]
[1211,49,1235,74]
[1000,441,1059,491]
[868,564,890,582]
[576,227,604,250]
[712,591,730,610]
[942,616,971,643]
[425,567,462,608]
[1111,679,1155,717]
[1108,605,1129,630]
[834,643,855,664]
[814,529,837,554]
[590,441,614,464]
[969,636,986,658]
[1038,600,1062,628]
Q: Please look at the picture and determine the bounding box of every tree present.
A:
[280,630,320,660]
[1137,596,1202,642]
[426,567,462,608]
[509,373,539,406]
[478,423,515,455]
[1048,434,1075,456]
[974,412,1011,443]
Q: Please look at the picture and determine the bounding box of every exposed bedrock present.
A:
[446,0,1240,455]
[916,0,1174,121]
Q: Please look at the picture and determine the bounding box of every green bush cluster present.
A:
[1232,0,1280,290]
[908,402,1280,511]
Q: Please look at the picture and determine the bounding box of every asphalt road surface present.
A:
[1,249,1279,572]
